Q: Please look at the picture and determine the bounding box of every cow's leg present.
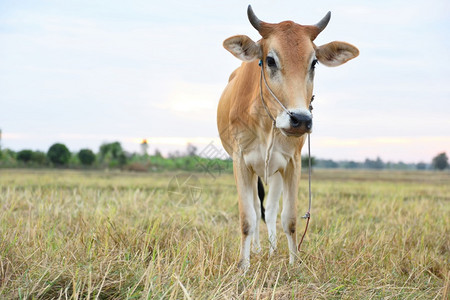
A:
[265,172,283,255]
[281,163,300,264]
[233,156,256,271]
[252,175,261,253]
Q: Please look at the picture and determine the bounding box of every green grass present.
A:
[0,169,449,299]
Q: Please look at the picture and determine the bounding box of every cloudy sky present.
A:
[1,0,449,162]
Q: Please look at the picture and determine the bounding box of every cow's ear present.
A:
[316,41,359,67]
[223,35,262,62]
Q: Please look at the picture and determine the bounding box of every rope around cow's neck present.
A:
[258,59,313,253]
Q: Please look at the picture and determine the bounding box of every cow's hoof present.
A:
[269,247,277,256]
[252,245,261,254]
[237,259,250,273]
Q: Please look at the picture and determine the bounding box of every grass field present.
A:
[0,169,449,299]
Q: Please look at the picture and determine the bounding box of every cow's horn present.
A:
[314,11,331,34]
[247,5,262,32]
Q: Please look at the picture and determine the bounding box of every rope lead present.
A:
[298,133,312,252]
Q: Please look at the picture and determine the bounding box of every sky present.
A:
[1,0,449,163]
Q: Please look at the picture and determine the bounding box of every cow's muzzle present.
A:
[276,109,312,137]
[290,113,312,130]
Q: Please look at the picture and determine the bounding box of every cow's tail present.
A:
[257,177,266,223]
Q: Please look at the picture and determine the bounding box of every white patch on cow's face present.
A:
[275,111,291,130]
[275,108,312,132]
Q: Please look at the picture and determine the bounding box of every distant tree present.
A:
[396,161,408,170]
[100,142,123,159]
[0,149,16,164]
[78,149,96,166]
[99,142,127,167]
[416,162,427,170]
[154,148,163,157]
[432,152,448,170]
[119,153,127,165]
[311,156,317,168]
[186,143,198,156]
[31,151,47,165]
[15,149,46,165]
[301,156,316,169]
[17,150,33,163]
[99,142,122,160]
[364,157,384,169]
[345,161,359,169]
[318,159,339,168]
[47,143,71,166]
[168,150,181,158]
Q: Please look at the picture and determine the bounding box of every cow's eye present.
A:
[311,59,318,71]
[266,56,276,68]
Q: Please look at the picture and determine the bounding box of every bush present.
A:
[78,149,96,166]
[99,142,127,167]
[32,151,47,165]
[16,150,47,166]
[0,149,16,165]
[17,150,33,163]
[416,162,427,170]
[432,152,448,170]
[47,143,71,166]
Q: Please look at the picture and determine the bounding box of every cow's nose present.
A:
[290,113,312,129]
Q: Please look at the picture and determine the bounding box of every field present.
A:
[0,169,449,299]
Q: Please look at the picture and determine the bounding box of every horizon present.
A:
[1,133,447,165]
[1,1,449,164]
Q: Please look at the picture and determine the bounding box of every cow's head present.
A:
[223,5,359,137]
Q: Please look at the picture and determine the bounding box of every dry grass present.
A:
[0,169,449,299]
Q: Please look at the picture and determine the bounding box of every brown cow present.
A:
[217,6,359,270]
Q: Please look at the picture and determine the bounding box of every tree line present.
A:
[0,142,127,169]
[314,155,448,170]
[0,142,232,174]
[0,141,448,172]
